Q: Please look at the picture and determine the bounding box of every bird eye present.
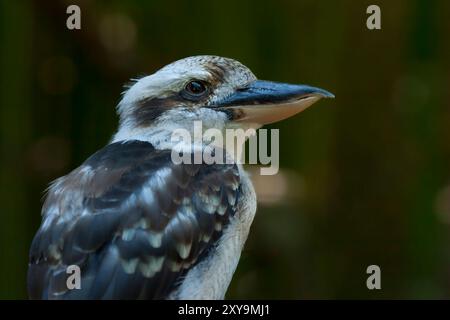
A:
[185,80,207,96]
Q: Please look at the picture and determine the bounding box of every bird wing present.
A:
[28,140,241,299]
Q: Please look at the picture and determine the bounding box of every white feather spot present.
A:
[227,191,236,206]
[122,228,136,241]
[139,256,165,278]
[217,204,227,216]
[209,194,221,207]
[48,244,61,260]
[204,203,216,214]
[202,233,211,242]
[135,218,149,229]
[121,258,139,274]
[146,232,163,248]
[176,242,192,259]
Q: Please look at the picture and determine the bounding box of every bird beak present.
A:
[215,80,334,125]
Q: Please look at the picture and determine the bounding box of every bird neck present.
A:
[112,108,252,163]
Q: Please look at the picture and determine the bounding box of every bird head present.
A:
[114,55,334,145]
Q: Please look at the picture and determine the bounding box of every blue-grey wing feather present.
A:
[28,140,241,299]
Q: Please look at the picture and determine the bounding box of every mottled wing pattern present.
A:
[28,140,241,299]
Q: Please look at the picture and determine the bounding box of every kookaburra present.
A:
[28,55,333,299]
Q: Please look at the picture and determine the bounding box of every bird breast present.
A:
[168,166,256,299]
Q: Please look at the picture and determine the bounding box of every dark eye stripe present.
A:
[131,79,214,127]
[132,96,183,127]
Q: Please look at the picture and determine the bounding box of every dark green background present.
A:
[1,0,449,299]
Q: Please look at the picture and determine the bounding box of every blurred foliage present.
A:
[0,0,449,299]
